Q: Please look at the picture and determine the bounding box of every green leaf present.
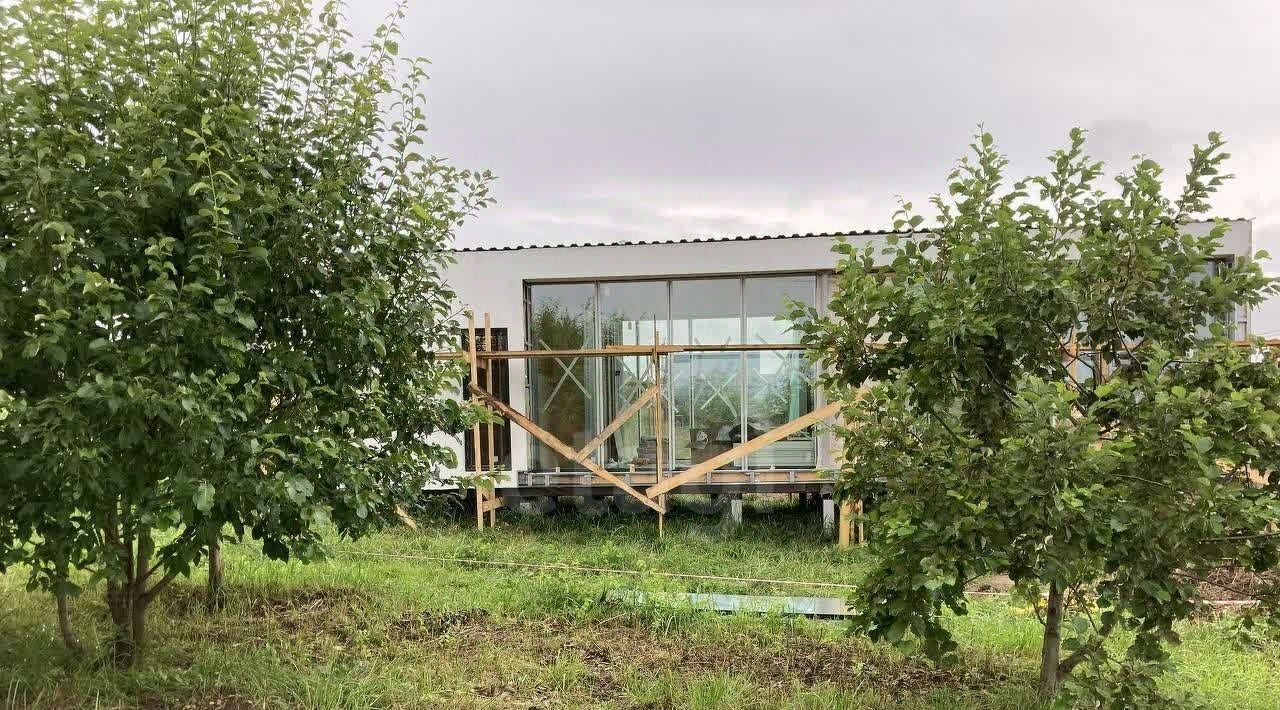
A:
[193,482,215,512]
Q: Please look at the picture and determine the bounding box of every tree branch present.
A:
[1199,531,1280,543]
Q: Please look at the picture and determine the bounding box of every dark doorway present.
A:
[463,327,512,472]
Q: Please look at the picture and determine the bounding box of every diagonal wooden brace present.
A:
[469,383,665,514]
[645,400,844,498]
[572,384,659,463]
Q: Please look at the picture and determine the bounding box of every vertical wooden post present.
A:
[856,497,865,544]
[469,313,484,531]
[1068,331,1079,383]
[653,329,665,537]
[838,500,852,548]
[484,313,497,527]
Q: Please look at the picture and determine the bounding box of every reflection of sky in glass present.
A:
[746,275,813,346]
[673,278,741,345]
[600,280,667,346]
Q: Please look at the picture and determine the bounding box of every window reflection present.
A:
[599,281,668,470]
[746,351,815,468]
[671,353,742,469]
[527,284,596,471]
[672,278,741,345]
[745,276,816,468]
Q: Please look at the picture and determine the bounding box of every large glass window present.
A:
[527,283,596,471]
[525,274,821,473]
[672,278,742,345]
[599,281,668,470]
[671,352,742,469]
[671,279,744,469]
[744,276,817,468]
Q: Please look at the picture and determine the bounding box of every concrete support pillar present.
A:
[579,494,610,518]
[821,497,836,535]
[614,493,651,514]
[516,496,557,516]
[724,496,743,527]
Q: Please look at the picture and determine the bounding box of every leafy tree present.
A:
[0,0,491,666]
[795,129,1280,705]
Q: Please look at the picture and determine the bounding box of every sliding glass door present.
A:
[744,276,816,468]
[599,281,668,470]
[527,283,596,471]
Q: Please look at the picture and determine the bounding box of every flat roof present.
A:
[451,218,1252,253]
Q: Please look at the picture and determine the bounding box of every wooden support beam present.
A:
[485,314,497,527]
[468,313,484,530]
[572,385,659,462]
[434,338,1280,362]
[856,498,865,544]
[469,383,665,513]
[646,401,843,498]
[652,332,665,536]
[481,496,504,514]
[838,500,852,548]
[434,342,810,360]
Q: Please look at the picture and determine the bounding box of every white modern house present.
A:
[439,219,1255,502]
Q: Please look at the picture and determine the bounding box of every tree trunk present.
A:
[205,535,225,612]
[106,579,136,667]
[130,596,147,668]
[106,529,155,668]
[1038,581,1065,698]
[55,587,83,655]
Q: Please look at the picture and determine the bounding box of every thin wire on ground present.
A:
[335,548,1261,606]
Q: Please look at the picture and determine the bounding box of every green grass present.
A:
[1,496,1277,708]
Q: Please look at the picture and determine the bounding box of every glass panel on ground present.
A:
[527,283,596,471]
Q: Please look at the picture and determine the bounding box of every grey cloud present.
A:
[344,1,1280,320]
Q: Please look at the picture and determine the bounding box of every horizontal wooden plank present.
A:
[435,343,811,359]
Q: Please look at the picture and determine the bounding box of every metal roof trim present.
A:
[451,228,905,253]
[451,218,1251,254]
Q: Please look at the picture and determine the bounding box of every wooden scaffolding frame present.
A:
[452,311,863,542]
[455,312,1279,544]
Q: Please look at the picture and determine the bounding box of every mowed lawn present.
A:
[2,498,1278,709]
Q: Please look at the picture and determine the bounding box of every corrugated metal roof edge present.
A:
[451,218,1252,253]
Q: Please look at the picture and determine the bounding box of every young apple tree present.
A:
[794,130,1280,705]
[0,0,490,666]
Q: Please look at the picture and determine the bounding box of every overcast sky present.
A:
[346,1,1280,335]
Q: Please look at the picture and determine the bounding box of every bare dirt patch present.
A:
[390,608,492,641]
[1194,566,1278,602]
[411,613,1017,701]
[140,691,263,710]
